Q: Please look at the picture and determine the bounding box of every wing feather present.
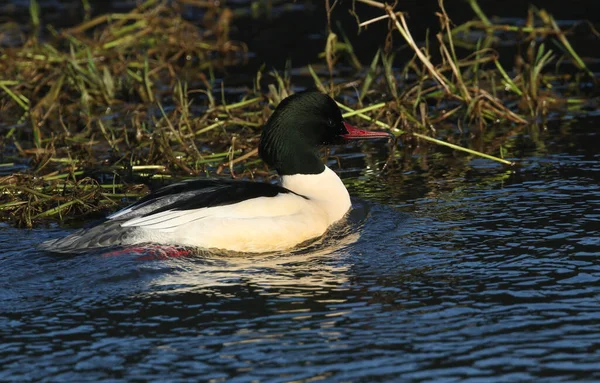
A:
[123,210,208,230]
[112,178,305,231]
[109,178,297,221]
[120,210,187,227]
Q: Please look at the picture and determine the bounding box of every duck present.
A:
[39,91,390,254]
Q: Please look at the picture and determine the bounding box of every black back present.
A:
[259,91,348,175]
[111,179,300,220]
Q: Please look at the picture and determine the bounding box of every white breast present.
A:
[121,166,352,253]
[281,166,352,223]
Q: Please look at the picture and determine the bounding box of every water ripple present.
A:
[2,125,600,382]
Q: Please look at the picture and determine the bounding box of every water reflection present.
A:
[150,232,361,293]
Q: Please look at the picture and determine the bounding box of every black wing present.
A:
[108,178,299,221]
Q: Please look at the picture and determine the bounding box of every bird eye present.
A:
[327,118,335,127]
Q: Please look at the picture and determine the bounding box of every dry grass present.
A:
[0,0,596,226]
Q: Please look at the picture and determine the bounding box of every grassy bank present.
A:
[0,0,596,226]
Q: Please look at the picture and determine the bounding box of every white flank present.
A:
[118,166,351,253]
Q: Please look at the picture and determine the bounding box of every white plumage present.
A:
[115,166,351,252]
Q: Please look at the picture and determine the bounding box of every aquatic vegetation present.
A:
[0,0,596,226]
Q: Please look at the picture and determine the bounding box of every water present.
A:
[1,118,599,382]
[2,0,600,380]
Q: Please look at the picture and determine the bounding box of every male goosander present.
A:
[40,91,390,253]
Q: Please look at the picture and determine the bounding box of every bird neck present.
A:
[281,166,351,224]
[260,134,325,175]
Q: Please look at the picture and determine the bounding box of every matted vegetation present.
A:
[0,0,597,226]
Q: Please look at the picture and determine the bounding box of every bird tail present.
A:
[38,220,138,254]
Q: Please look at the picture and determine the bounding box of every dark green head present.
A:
[259,91,390,175]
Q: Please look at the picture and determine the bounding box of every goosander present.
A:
[40,91,390,253]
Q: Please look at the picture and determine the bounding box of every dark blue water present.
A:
[1,118,599,382]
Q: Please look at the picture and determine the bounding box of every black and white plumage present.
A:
[39,92,390,254]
